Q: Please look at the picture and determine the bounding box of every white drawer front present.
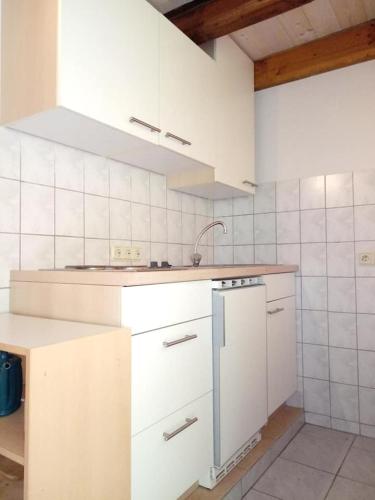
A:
[132,392,213,500]
[132,317,212,435]
[263,273,295,302]
[121,280,212,333]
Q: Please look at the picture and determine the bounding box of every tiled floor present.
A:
[244,424,375,500]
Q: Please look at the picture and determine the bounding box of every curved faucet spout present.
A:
[192,220,227,267]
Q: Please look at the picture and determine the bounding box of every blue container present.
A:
[0,351,22,417]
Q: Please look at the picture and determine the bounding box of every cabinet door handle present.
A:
[243,180,258,188]
[129,116,161,133]
[165,132,191,146]
[163,334,197,348]
[163,417,198,441]
[267,307,285,315]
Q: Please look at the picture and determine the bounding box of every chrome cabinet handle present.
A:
[163,417,198,441]
[267,307,285,315]
[163,334,197,348]
[243,180,258,188]
[129,116,161,133]
[165,132,191,146]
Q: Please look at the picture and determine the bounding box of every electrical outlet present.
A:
[359,252,375,265]
[111,245,141,261]
[130,247,141,261]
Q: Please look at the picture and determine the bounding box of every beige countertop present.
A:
[10,265,298,287]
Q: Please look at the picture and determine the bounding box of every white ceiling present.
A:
[148,0,375,60]
[148,0,188,14]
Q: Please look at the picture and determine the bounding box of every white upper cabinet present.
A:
[214,37,255,194]
[159,16,216,166]
[59,0,160,143]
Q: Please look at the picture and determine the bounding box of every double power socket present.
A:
[359,252,375,266]
[111,245,141,261]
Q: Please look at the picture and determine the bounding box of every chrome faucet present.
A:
[192,220,227,267]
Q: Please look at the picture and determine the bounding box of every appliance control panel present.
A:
[211,276,264,289]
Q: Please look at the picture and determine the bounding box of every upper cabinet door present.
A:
[58,0,160,143]
[159,16,216,166]
[214,37,255,192]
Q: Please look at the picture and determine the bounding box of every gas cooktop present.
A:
[64,262,173,271]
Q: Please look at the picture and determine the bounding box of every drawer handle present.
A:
[163,417,198,441]
[165,132,191,146]
[243,180,258,188]
[129,116,161,133]
[267,307,285,315]
[163,334,197,348]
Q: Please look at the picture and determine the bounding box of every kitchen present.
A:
[0,0,375,499]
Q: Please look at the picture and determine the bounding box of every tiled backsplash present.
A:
[0,127,214,311]
[214,171,375,438]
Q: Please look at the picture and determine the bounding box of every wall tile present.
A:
[0,234,19,287]
[109,159,131,201]
[21,234,54,269]
[131,203,150,242]
[354,171,375,205]
[167,210,182,244]
[276,179,300,212]
[233,215,253,245]
[302,310,328,345]
[254,182,275,214]
[303,344,329,380]
[21,183,54,235]
[328,277,356,313]
[301,209,326,243]
[110,199,131,240]
[331,383,359,422]
[233,195,253,215]
[329,312,357,349]
[254,213,276,244]
[214,198,232,217]
[277,211,300,244]
[150,242,168,264]
[0,128,20,180]
[357,279,375,314]
[357,314,375,351]
[55,189,84,237]
[327,242,355,277]
[302,277,327,310]
[150,207,168,244]
[182,213,195,245]
[277,244,301,271]
[167,189,181,211]
[300,176,325,210]
[84,153,109,196]
[167,244,182,266]
[55,144,84,192]
[355,205,375,241]
[301,243,326,276]
[55,237,84,268]
[131,166,150,205]
[331,419,359,434]
[359,387,375,425]
[214,246,233,265]
[326,207,354,242]
[330,348,358,385]
[150,173,166,208]
[255,244,276,264]
[304,378,330,415]
[20,134,54,186]
[195,197,210,216]
[326,173,353,208]
[182,193,195,214]
[359,351,375,388]
[0,289,9,313]
[234,245,254,264]
[304,412,331,428]
[85,195,109,239]
[296,309,302,342]
[85,238,109,265]
[0,178,20,232]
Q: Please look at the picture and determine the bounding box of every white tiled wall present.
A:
[214,170,375,438]
[0,127,214,311]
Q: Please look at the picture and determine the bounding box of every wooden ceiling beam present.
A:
[166,0,314,45]
[255,19,375,91]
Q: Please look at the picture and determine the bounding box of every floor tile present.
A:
[254,458,334,500]
[353,435,375,453]
[280,424,354,473]
[339,447,375,486]
[326,476,375,500]
[244,490,279,500]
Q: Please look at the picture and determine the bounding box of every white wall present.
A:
[255,61,375,183]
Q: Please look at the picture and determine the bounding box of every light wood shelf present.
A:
[0,404,24,465]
